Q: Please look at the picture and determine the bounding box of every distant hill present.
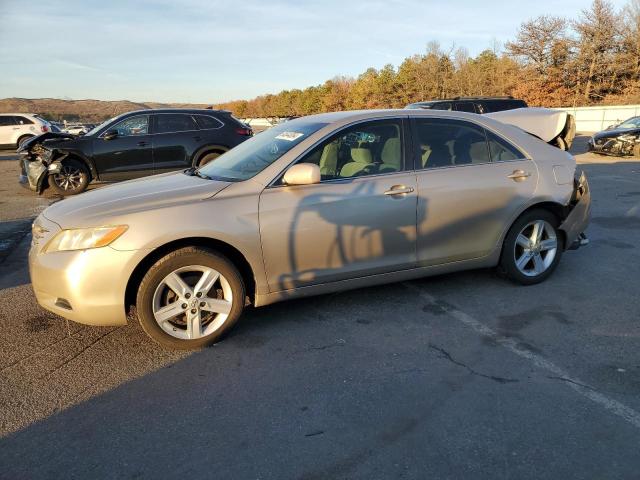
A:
[0,98,210,123]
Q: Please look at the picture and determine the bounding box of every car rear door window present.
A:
[13,116,33,125]
[155,114,198,134]
[294,119,404,181]
[486,130,526,161]
[454,102,477,113]
[413,118,490,169]
[194,114,224,130]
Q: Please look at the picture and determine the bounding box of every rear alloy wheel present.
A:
[17,135,34,149]
[198,151,223,167]
[49,159,90,195]
[136,247,245,349]
[500,210,562,285]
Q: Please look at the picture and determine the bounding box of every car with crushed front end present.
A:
[29,109,590,349]
[18,108,253,195]
[588,116,640,157]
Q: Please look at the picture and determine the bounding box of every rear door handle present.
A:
[384,185,414,196]
[507,170,531,181]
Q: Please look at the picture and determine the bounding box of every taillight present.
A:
[235,127,252,136]
[41,125,49,133]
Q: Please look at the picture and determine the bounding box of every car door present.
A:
[152,113,201,174]
[0,116,15,145]
[411,117,538,266]
[92,114,153,181]
[259,118,418,292]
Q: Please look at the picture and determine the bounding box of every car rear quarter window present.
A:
[413,118,490,169]
[194,114,224,130]
[0,116,15,126]
[155,114,199,134]
[486,130,526,161]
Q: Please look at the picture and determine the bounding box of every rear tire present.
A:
[499,209,563,285]
[49,158,90,195]
[198,151,224,167]
[136,247,245,350]
[555,137,567,151]
[17,135,34,149]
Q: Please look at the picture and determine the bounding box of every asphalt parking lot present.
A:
[0,137,639,479]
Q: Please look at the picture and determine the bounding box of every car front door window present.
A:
[290,120,404,181]
[110,116,149,137]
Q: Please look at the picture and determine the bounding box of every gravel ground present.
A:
[0,136,639,479]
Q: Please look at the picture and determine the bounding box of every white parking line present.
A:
[405,282,640,430]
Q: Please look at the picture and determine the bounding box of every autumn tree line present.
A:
[215,0,640,118]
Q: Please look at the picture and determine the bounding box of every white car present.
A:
[62,124,89,136]
[0,113,52,149]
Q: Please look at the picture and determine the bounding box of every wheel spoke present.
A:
[154,302,184,323]
[186,309,202,339]
[194,269,219,296]
[539,239,557,251]
[516,251,533,270]
[164,272,192,299]
[530,221,544,243]
[201,297,232,315]
[516,234,530,248]
[532,253,545,274]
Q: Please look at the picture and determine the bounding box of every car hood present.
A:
[17,132,76,153]
[593,127,640,139]
[42,172,231,228]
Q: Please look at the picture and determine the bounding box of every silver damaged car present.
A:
[29,110,590,349]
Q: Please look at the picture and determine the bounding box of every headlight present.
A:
[44,225,128,253]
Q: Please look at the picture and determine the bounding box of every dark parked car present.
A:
[588,116,640,157]
[18,109,252,195]
[405,96,528,113]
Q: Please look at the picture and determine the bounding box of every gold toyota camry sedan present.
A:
[29,110,590,349]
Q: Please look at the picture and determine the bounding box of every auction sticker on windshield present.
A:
[275,132,304,141]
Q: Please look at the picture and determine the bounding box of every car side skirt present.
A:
[254,252,499,308]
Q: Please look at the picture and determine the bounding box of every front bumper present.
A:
[19,157,47,192]
[29,215,147,326]
[559,171,590,250]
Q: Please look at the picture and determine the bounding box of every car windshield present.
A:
[198,121,327,181]
[617,117,640,129]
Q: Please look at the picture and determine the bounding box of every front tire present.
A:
[499,210,563,285]
[49,158,90,195]
[136,247,245,350]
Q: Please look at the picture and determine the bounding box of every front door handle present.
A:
[384,185,414,196]
[507,170,531,181]
[137,141,149,147]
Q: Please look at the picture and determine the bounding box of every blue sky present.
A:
[0,0,631,103]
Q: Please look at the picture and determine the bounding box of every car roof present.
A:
[122,108,230,115]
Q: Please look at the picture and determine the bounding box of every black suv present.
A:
[18,109,252,195]
[405,96,527,114]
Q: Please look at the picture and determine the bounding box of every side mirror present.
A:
[103,130,118,141]
[283,163,320,186]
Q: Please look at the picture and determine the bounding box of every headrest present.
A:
[350,147,373,164]
[381,137,401,164]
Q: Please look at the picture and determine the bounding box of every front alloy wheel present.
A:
[136,247,245,349]
[49,159,90,195]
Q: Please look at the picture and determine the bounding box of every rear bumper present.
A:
[559,171,590,250]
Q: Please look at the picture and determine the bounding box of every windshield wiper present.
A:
[184,167,211,180]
